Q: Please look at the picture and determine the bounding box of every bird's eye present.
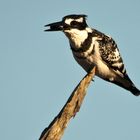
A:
[71,21,78,26]
[70,20,86,30]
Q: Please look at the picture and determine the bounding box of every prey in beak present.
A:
[44,21,63,31]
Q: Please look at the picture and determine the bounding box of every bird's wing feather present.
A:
[96,33,126,77]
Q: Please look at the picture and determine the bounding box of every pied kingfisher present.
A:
[45,14,140,96]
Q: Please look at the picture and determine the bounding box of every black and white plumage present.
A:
[45,14,140,96]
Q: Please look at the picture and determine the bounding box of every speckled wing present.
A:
[94,32,140,96]
[97,35,126,77]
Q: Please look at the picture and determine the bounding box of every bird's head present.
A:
[45,14,92,49]
[45,14,88,32]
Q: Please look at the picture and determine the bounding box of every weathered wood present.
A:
[39,67,96,140]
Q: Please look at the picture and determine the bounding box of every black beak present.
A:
[44,21,63,31]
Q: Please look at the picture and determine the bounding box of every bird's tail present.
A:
[129,85,140,96]
[112,73,140,96]
[124,74,140,96]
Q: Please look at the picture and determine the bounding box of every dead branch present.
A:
[39,67,96,140]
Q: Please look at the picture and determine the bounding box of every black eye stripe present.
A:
[63,19,87,30]
[70,21,84,29]
[71,21,79,26]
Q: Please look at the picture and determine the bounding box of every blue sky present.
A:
[0,0,140,140]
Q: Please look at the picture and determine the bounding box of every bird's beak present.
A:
[44,21,63,31]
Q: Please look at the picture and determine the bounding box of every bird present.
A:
[44,14,140,96]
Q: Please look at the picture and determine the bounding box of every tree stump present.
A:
[39,67,96,140]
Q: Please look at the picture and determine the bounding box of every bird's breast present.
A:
[71,41,116,80]
[71,42,99,72]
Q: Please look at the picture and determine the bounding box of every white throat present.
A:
[64,28,89,49]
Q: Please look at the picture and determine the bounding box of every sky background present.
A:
[0,0,140,140]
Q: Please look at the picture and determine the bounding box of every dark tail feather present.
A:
[124,74,140,96]
[129,85,140,96]
[108,73,140,96]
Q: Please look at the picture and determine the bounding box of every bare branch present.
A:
[39,67,96,140]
